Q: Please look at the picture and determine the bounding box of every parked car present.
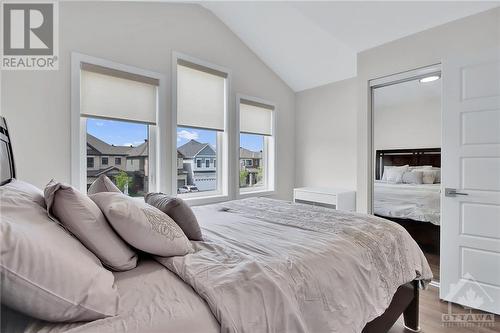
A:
[178,185,200,193]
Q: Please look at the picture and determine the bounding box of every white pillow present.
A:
[382,165,409,181]
[385,165,409,184]
[412,167,440,184]
[402,171,423,184]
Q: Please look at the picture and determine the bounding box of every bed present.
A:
[1,116,432,333]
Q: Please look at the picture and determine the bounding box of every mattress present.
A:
[5,259,219,333]
[374,180,441,225]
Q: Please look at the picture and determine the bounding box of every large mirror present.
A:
[372,71,441,283]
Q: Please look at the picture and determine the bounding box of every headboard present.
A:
[0,116,16,185]
[375,148,440,180]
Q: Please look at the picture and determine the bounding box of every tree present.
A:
[114,171,132,193]
[239,169,249,187]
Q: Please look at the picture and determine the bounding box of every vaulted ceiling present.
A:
[202,1,499,91]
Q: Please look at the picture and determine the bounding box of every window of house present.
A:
[87,157,94,168]
[239,98,275,193]
[79,60,158,197]
[175,58,228,197]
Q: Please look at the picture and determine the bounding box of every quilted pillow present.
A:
[0,184,119,322]
[90,192,192,257]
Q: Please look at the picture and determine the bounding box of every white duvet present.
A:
[374,181,441,225]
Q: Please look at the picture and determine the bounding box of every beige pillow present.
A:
[145,193,203,241]
[90,192,192,257]
[0,185,119,322]
[44,180,137,271]
[2,179,46,208]
[88,175,121,195]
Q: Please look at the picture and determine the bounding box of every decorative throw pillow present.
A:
[2,179,45,208]
[384,165,409,183]
[402,171,423,184]
[88,175,121,195]
[90,192,192,257]
[412,168,440,184]
[0,185,119,322]
[145,193,203,241]
[44,180,137,271]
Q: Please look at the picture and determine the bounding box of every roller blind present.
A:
[177,61,226,131]
[80,63,158,125]
[240,99,274,136]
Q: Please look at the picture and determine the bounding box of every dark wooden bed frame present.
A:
[0,116,420,332]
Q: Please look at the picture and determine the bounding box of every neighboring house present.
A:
[177,140,216,192]
[86,134,148,195]
[239,147,263,187]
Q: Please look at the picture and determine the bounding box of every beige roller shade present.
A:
[177,62,226,131]
[240,99,274,136]
[80,63,158,124]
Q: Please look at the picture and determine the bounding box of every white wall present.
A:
[295,78,357,190]
[374,97,441,151]
[357,7,500,212]
[0,2,296,200]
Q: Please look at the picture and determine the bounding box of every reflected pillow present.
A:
[384,165,409,183]
[145,193,203,241]
[44,180,137,271]
[88,175,121,195]
[0,185,119,322]
[402,171,423,184]
[90,192,192,257]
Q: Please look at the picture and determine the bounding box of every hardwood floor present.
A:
[423,251,440,282]
[389,286,500,333]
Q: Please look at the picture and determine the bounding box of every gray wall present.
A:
[1,2,296,200]
[295,78,357,191]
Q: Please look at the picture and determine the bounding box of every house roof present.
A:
[87,134,132,156]
[87,166,124,177]
[240,147,262,159]
[127,140,148,157]
[177,140,215,159]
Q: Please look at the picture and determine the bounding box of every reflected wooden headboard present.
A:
[375,148,441,180]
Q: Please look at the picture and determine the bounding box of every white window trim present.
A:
[172,52,231,205]
[236,94,276,198]
[71,52,166,193]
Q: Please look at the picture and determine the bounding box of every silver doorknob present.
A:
[445,188,469,197]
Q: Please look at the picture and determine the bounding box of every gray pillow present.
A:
[2,179,45,208]
[145,193,203,241]
[88,175,121,194]
[44,180,137,271]
[90,192,192,257]
[402,171,423,184]
[0,184,119,322]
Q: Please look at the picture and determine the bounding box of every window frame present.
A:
[101,157,108,165]
[87,156,94,168]
[236,94,276,197]
[115,157,121,165]
[71,52,166,194]
[172,52,231,205]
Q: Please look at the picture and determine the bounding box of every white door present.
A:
[441,48,500,315]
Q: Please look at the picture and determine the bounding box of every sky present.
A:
[87,118,263,152]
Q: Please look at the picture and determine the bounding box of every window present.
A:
[175,58,228,197]
[77,57,159,197]
[239,98,275,193]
